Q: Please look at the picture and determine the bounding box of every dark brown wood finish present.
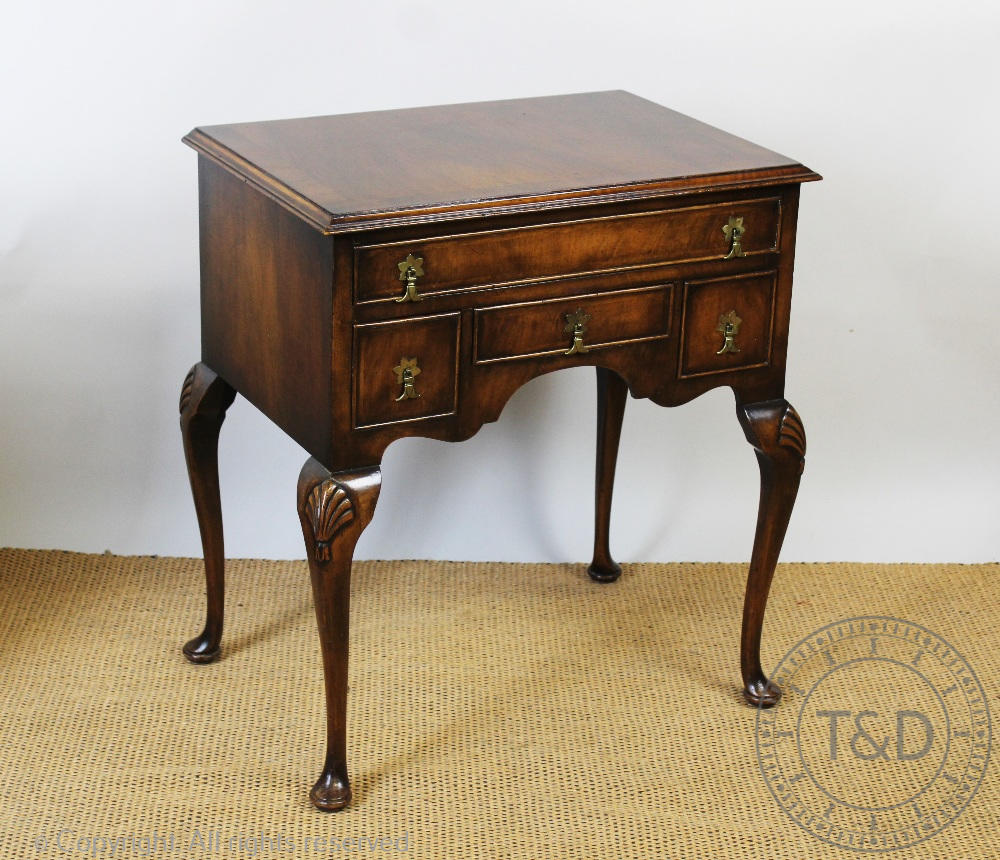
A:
[179,363,236,663]
[179,91,820,809]
[182,91,816,231]
[296,459,382,811]
[588,368,628,583]
[354,313,461,429]
[198,160,333,460]
[473,284,672,363]
[736,399,807,706]
[353,196,782,303]
[318,186,803,472]
[680,271,777,378]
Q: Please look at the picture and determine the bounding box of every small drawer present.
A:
[353,313,460,429]
[474,284,673,363]
[678,271,776,378]
[355,197,781,303]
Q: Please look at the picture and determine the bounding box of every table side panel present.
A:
[199,158,333,461]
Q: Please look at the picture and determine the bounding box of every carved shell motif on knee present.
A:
[306,480,356,562]
[179,367,197,415]
[778,405,806,470]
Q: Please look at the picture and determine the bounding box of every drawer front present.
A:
[353,313,460,429]
[474,284,673,363]
[678,271,776,378]
[355,197,781,303]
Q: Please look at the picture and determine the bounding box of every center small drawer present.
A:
[473,284,673,363]
[354,197,781,304]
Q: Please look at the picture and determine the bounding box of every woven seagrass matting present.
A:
[0,548,996,859]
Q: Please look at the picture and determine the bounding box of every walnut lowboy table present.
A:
[179,91,820,810]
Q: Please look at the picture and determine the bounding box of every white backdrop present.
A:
[1,1,997,563]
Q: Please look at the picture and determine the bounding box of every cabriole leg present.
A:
[736,398,806,707]
[297,458,382,811]
[179,362,236,664]
[588,367,628,583]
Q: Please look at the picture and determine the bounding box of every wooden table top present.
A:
[184,91,819,232]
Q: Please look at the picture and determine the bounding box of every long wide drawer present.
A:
[474,283,673,363]
[355,197,781,303]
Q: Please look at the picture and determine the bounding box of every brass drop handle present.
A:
[393,357,422,401]
[722,216,746,260]
[563,309,591,356]
[716,310,742,355]
[394,254,425,303]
